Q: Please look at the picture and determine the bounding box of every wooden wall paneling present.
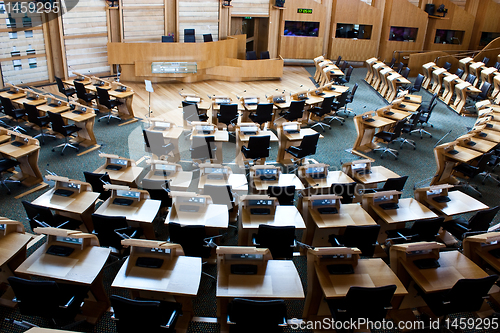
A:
[121,0,165,42]
[468,0,500,50]
[279,0,327,59]
[230,0,270,17]
[472,37,500,65]
[268,4,281,58]
[107,6,121,43]
[178,0,220,43]
[407,50,456,76]
[219,2,231,40]
[62,0,110,76]
[231,17,243,35]
[329,0,383,61]
[422,0,475,52]
[42,14,53,82]
[377,0,428,63]
[166,0,177,37]
[257,18,270,55]
[322,0,333,57]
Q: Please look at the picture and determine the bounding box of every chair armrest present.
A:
[278,316,288,326]
[160,309,179,329]
[56,220,70,229]
[227,314,236,325]
[337,308,347,313]
[33,216,51,228]
[59,296,76,309]
[251,233,260,246]
[296,240,314,250]
[286,146,301,154]
[291,239,297,248]
[383,306,393,310]
[110,307,117,321]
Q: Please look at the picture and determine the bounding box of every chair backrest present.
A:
[319,96,335,114]
[8,276,62,318]
[142,178,171,208]
[251,103,274,124]
[330,182,357,204]
[255,224,296,258]
[74,81,88,99]
[228,298,287,329]
[142,129,150,148]
[409,216,444,242]
[184,29,195,43]
[381,175,409,192]
[218,104,239,125]
[144,129,172,157]
[340,61,348,72]
[387,57,396,68]
[285,100,305,121]
[348,83,358,101]
[443,275,498,314]
[96,87,112,109]
[401,67,410,79]
[342,225,381,257]
[204,184,233,210]
[391,120,405,138]
[482,57,490,66]
[479,81,492,99]
[455,68,464,78]
[161,35,174,42]
[182,101,201,122]
[494,62,500,70]
[333,285,397,322]
[47,111,67,135]
[465,74,476,85]
[0,96,14,114]
[168,222,211,258]
[412,74,424,92]
[396,62,404,73]
[24,103,42,126]
[55,76,66,93]
[203,34,213,42]
[191,135,216,160]
[245,135,271,159]
[260,51,270,59]
[267,185,296,206]
[468,205,500,231]
[335,55,342,66]
[246,51,257,60]
[22,200,56,230]
[333,92,348,109]
[91,213,128,249]
[296,133,320,157]
[344,66,354,81]
[83,171,111,201]
[443,62,452,71]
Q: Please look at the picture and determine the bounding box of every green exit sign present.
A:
[297,8,312,14]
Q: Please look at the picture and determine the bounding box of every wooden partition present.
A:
[329,0,383,61]
[468,0,500,51]
[407,50,457,76]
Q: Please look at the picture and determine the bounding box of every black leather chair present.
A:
[328,225,381,257]
[0,96,26,133]
[442,205,500,240]
[22,200,81,231]
[83,171,111,202]
[397,111,419,149]
[7,276,89,329]
[419,92,438,111]
[452,152,492,197]
[96,87,122,124]
[55,76,76,101]
[91,213,142,258]
[340,60,348,72]
[184,29,195,43]
[465,73,477,85]
[267,185,295,206]
[260,51,270,59]
[218,103,239,133]
[455,68,464,78]
[374,120,405,159]
[142,178,172,210]
[400,67,410,79]
[203,33,213,42]
[409,74,424,93]
[364,176,409,194]
[249,103,274,129]
[336,66,353,85]
[482,57,490,66]
[24,103,55,144]
[143,129,175,159]
[330,182,357,204]
[335,55,342,66]
[328,92,347,125]
[252,225,296,259]
[471,81,492,103]
[494,61,500,70]
[395,62,404,74]
[182,101,209,128]
[411,102,436,139]
[48,111,80,155]
[0,158,20,194]
[241,135,271,165]
[443,61,452,71]
[190,135,216,164]
[278,100,304,122]
[204,184,235,212]
[385,217,444,243]
[227,298,287,333]
[74,81,97,105]
[161,35,174,42]
[110,295,182,333]
[310,96,335,132]
[246,51,257,60]
[326,285,397,325]
[386,57,396,68]
[285,133,320,168]
[339,83,358,117]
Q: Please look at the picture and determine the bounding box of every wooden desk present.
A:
[352,113,396,153]
[372,63,390,91]
[299,170,354,195]
[370,198,438,225]
[61,110,97,147]
[444,144,483,163]
[111,240,200,332]
[364,58,380,84]
[166,196,229,229]
[378,108,412,121]
[480,67,498,89]
[251,173,305,193]
[351,165,400,186]
[493,75,500,103]
[303,247,407,319]
[277,125,324,165]
[418,188,488,217]
[422,62,438,89]
[216,247,304,329]
[474,128,500,143]
[469,62,485,86]
[456,135,498,153]
[0,89,26,100]
[0,219,32,307]
[451,82,481,115]
[0,133,42,186]
[15,228,110,323]
[402,94,422,104]
[441,75,460,105]
[463,232,500,273]
[392,101,420,113]
[378,67,395,96]
[142,161,193,192]
[0,128,11,144]
[37,97,71,114]
[235,125,278,167]
[94,154,143,187]
[430,68,448,94]
[146,121,183,162]
[387,74,411,102]
[190,126,229,164]
[458,57,473,80]
[12,95,47,107]
[198,173,248,195]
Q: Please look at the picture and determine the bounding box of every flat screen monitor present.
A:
[284,21,320,37]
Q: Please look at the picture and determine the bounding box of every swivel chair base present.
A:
[410,128,432,139]
[373,145,399,160]
[52,139,80,155]
[98,113,121,124]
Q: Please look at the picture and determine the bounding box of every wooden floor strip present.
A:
[14,182,49,199]
[77,144,101,156]
[118,118,139,126]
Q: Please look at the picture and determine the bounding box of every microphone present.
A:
[178,89,184,96]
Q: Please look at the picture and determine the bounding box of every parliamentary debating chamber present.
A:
[2,0,500,332]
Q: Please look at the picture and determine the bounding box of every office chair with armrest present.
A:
[328,225,381,257]
[465,73,477,85]
[442,205,500,240]
[190,135,217,165]
[386,57,396,68]
[142,178,172,210]
[184,28,195,43]
[0,96,26,133]
[249,103,274,129]
[330,182,357,204]
[385,217,444,244]
[162,35,174,43]
[241,134,271,165]
[335,56,342,66]
[400,67,410,79]
[278,100,304,122]
[0,158,21,194]
[6,277,89,330]
[340,61,348,73]
[96,87,122,124]
[260,51,270,59]
[110,295,182,333]
[455,68,464,78]
[419,92,438,111]
[396,111,419,149]
[338,83,358,117]
[482,57,490,66]
[374,120,405,159]
[267,185,296,206]
[246,51,257,60]
[203,33,213,42]
[183,101,209,138]
[443,62,452,71]
[252,225,296,259]
[478,151,500,185]
[336,66,353,85]
[48,111,80,155]
[74,81,97,105]
[416,275,498,328]
[22,200,82,231]
[143,129,175,159]
[326,285,397,325]
[204,184,235,211]
[218,103,239,134]
[310,96,335,132]
[83,171,111,202]
[408,74,424,93]
[395,62,404,74]
[469,81,492,104]
[494,62,500,70]
[55,76,76,101]
[285,133,320,171]
[451,152,493,197]
[411,102,436,139]
[24,103,55,144]
[0,100,10,128]
[327,92,347,125]
[227,298,288,333]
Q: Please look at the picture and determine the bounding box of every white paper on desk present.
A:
[124,266,172,289]
[145,80,154,93]
[330,274,374,295]
[27,255,78,277]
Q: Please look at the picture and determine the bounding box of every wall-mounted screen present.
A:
[284,21,319,37]
[434,29,464,45]
[389,26,418,42]
[336,24,372,40]
[480,32,500,47]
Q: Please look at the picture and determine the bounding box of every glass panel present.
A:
[336,24,372,40]
[389,26,418,42]
[480,32,500,47]
[434,29,464,45]
[151,62,197,74]
[284,21,320,37]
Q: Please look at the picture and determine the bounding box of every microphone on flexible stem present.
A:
[178,89,184,96]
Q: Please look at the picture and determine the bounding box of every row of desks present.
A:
[365,58,411,102]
